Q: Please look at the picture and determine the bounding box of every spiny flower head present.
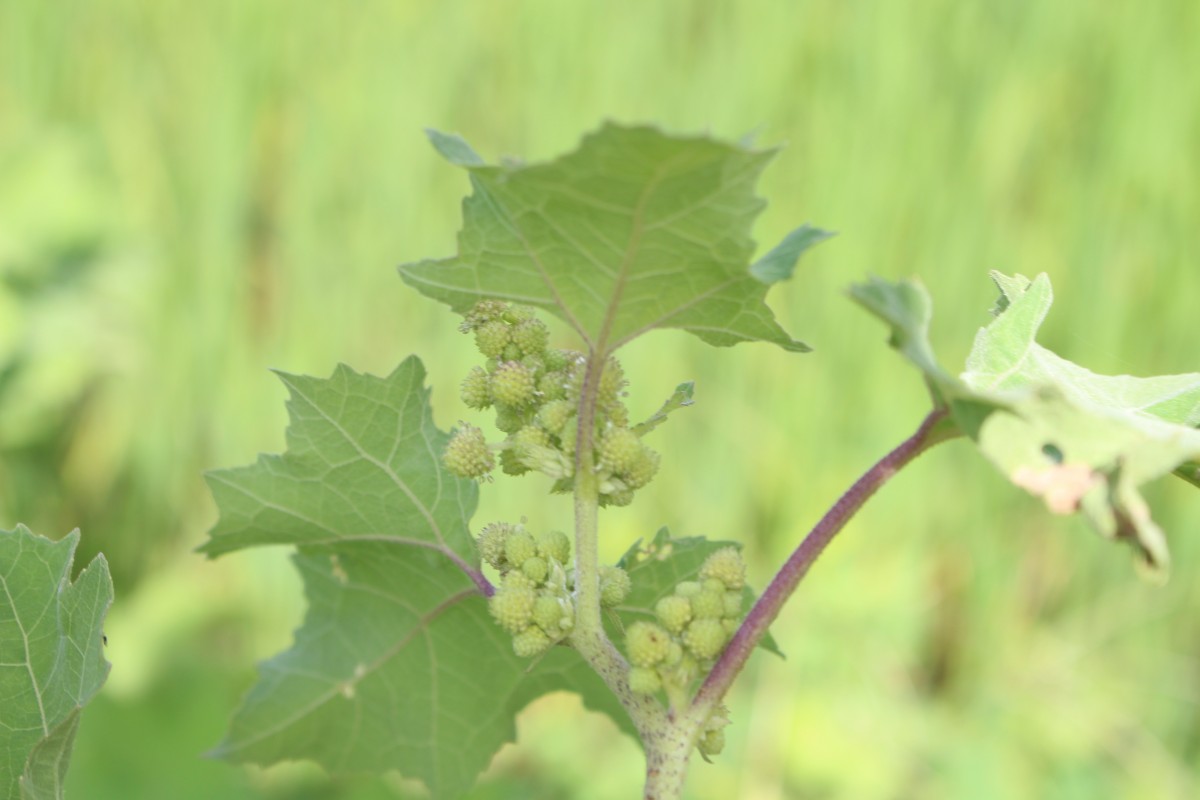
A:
[626,621,672,667]
[537,371,568,402]
[682,618,728,660]
[476,521,517,571]
[699,547,746,590]
[490,361,537,407]
[597,357,627,408]
[619,446,660,490]
[460,366,492,410]
[538,399,575,437]
[533,594,573,634]
[474,320,511,359]
[538,530,571,565]
[458,299,510,332]
[512,625,552,657]
[599,564,631,607]
[504,530,539,567]
[628,666,663,695]
[690,587,725,620]
[511,425,552,466]
[511,318,549,356]
[655,594,692,634]
[598,426,642,473]
[697,705,731,758]
[521,555,549,584]
[444,423,494,480]
[489,584,535,634]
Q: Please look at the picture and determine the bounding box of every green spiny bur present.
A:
[690,588,725,620]
[538,531,571,565]
[620,447,660,490]
[489,585,536,634]
[655,595,692,634]
[476,521,514,570]
[538,399,575,436]
[460,366,492,409]
[626,621,672,667]
[504,530,538,567]
[683,618,727,660]
[699,547,746,590]
[443,423,494,479]
[513,626,552,657]
[598,427,643,473]
[491,361,537,407]
[628,667,663,695]
[599,564,632,607]
[522,556,549,583]
[511,318,549,356]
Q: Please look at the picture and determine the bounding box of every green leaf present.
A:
[399,123,829,355]
[850,272,1200,574]
[750,224,834,285]
[631,382,695,437]
[199,359,481,572]
[1,525,112,800]
[202,358,631,798]
[613,528,781,657]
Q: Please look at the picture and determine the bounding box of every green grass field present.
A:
[2,1,1198,797]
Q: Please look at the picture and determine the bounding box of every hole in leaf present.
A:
[1041,443,1064,464]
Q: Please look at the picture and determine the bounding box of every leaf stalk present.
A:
[690,407,954,719]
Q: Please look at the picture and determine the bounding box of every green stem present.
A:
[689,408,955,725]
[567,353,672,790]
[573,467,603,634]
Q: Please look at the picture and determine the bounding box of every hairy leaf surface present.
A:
[0,526,112,800]
[400,124,829,355]
[851,272,1200,573]
[202,359,631,798]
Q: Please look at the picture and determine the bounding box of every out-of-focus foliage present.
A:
[852,272,1200,573]
[0,526,111,799]
[0,0,1196,798]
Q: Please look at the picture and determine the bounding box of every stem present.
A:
[573,467,603,633]
[566,352,671,782]
[570,349,609,641]
[691,407,953,716]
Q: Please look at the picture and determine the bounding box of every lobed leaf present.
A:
[400,124,829,356]
[202,358,632,798]
[0,526,112,800]
[850,272,1200,574]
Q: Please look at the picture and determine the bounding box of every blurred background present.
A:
[2,0,1198,797]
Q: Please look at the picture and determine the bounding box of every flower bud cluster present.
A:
[624,547,747,698]
[479,522,576,658]
[697,704,731,758]
[444,301,661,506]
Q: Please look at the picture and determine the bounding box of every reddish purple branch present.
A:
[693,407,951,710]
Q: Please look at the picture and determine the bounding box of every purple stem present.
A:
[692,407,951,710]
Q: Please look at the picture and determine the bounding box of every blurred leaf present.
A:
[631,382,694,437]
[202,358,631,798]
[614,528,781,657]
[0,525,112,800]
[851,272,1200,574]
[399,124,829,355]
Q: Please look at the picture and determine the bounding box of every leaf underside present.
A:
[0,526,112,800]
[400,123,830,356]
[201,358,632,799]
[850,272,1200,574]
